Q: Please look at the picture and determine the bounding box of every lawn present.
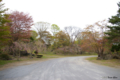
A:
[0,54,60,66]
[0,60,17,65]
[0,55,59,71]
[86,57,120,68]
[0,53,95,65]
[0,52,97,70]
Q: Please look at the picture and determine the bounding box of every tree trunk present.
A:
[97,48,104,60]
[17,51,20,61]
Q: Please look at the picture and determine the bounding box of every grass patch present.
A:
[0,60,17,66]
[41,51,97,57]
[0,51,96,67]
[0,53,62,67]
[86,57,120,68]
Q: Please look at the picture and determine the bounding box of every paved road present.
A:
[0,56,120,80]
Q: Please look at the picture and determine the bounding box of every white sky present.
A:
[3,0,120,30]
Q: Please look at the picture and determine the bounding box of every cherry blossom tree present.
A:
[9,11,33,42]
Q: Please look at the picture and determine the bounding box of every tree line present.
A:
[0,0,120,60]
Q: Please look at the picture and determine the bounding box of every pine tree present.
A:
[0,0,11,49]
[105,2,120,52]
[106,2,120,43]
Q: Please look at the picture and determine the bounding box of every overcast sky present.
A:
[3,0,120,30]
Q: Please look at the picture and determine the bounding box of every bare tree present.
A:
[64,26,81,45]
[34,22,50,41]
[64,26,82,54]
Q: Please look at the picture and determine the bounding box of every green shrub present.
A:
[0,53,12,60]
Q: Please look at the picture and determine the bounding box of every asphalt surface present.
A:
[0,56,120,80]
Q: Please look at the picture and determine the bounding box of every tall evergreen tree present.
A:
[105,2,120,52]
[105,2,120,43]
[0,0,11,49]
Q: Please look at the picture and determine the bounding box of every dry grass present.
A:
[0,53,70,71]
[0,57,56,71]
[0,53,96,71]
[86,57,120,68]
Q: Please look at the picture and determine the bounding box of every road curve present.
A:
[0,56,120,80]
